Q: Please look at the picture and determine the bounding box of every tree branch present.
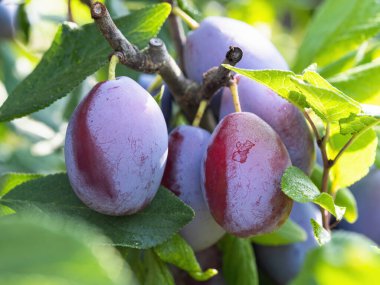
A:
[90,2,242,123]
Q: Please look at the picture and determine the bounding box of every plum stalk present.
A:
[90,1,243,130]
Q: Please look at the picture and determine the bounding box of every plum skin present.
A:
[162,125,225,251]
[340,170,380,245]
[255,203,322,284]
[201,112,293,237]
[0,3,17,39]
[184,16,315,174]
[65,77,168,216]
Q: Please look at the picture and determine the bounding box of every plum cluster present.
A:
[64,16,315,259]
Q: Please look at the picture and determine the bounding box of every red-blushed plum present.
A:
[65,77,168,215]
[184,16,315,174]
[201,112,293,237]
[162,126,225,251]
[138,74,173,128]
[0,3,17,39]
[340,170,380,245]
[255,203,322,284]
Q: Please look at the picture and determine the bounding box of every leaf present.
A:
[0,172,42,197]
[250,218,307,246]
[310,218,331,246]
[0,204,15,217]
[144,250,175,285]
[339,113,380,135]
[1,174,194,249]
[293,0,380,72]
[281,166,345,220]
[329,60,380,104]
[335,188,358,223]
[313,193,345,221]
[154,234,217,281]
[0,213,138,285]
[327,129,377,191]
[222,66,361,123]
[0,3,171,122]
[291,231,380,285]
[311,165,358,223]
[219,234,259,285]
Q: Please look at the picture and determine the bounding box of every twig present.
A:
[163,0,186,71]
[68,0,74,22]
[303,110,321,142]
[90,2,242,123]
[319,123,331,231]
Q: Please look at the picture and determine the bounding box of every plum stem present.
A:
[90,2,243,129]
[229,78,241,113]
[147,75,163,94]
[172,6,199,30]
[108,54,119,80]
[192,99,208,127]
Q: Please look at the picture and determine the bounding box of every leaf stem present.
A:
[172,6,199,30]
[108,54,119,81]
[320,123,331,231]
[192,100,208,127]
[147,75,163,93]
[304,110,321,142]
[229,78,241,113]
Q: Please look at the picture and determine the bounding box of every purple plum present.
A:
[184,16,315,174]
[201,112,293,237]
[65,77,168,215]
[255,203,322,284]
[162,125,225,251]
[0,3,17,39]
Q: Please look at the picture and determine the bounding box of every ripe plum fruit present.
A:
[65,77,168,215]
[340,170,380,245]
[201,112,293,237]
[0,3,17,39]
[255,203,322,284]
[184,16,314,174]
[162,125,225,251]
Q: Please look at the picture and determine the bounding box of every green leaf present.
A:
[339,113,380,135]
[313,193,345,221]
[293,0,380,72]
[311,165,358,223]
[223,66,361,123]
[154,234,217,281]
[0,204,15,217]
[1,174,194,249]
[144,250,175,285]
[310,218,331,246]
[327,129,377,191]
[0,173,42,197]
[281,167,345,220]
[329,61,380,104]
[0,3,171,122]
[0,213,138,285]
[219,234,258,285]
[291,232,380,285]
[250,218,307,246]
[335,188,358,223]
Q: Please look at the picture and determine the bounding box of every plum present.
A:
[201,112,293,237]
[162,125,225,251]
[138,74,172,127]
[0,3,17,39]
[65,77,168,215]
[255,203,322,284]
[340,170,380,245]
[184,16,315,174]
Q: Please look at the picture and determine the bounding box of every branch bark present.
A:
[90,2,242,124]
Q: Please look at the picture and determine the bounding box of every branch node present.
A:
[91,2,106,19]
[226,46,243,63]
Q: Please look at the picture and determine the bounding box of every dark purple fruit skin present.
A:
[0,3,17,39]
[184,16,315,174]
[340,170,380,245]
[162,125,225,251]
[201,112,293,237]
[255,203,322,284]
[138,74,172,127]
[65,77,168,216]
